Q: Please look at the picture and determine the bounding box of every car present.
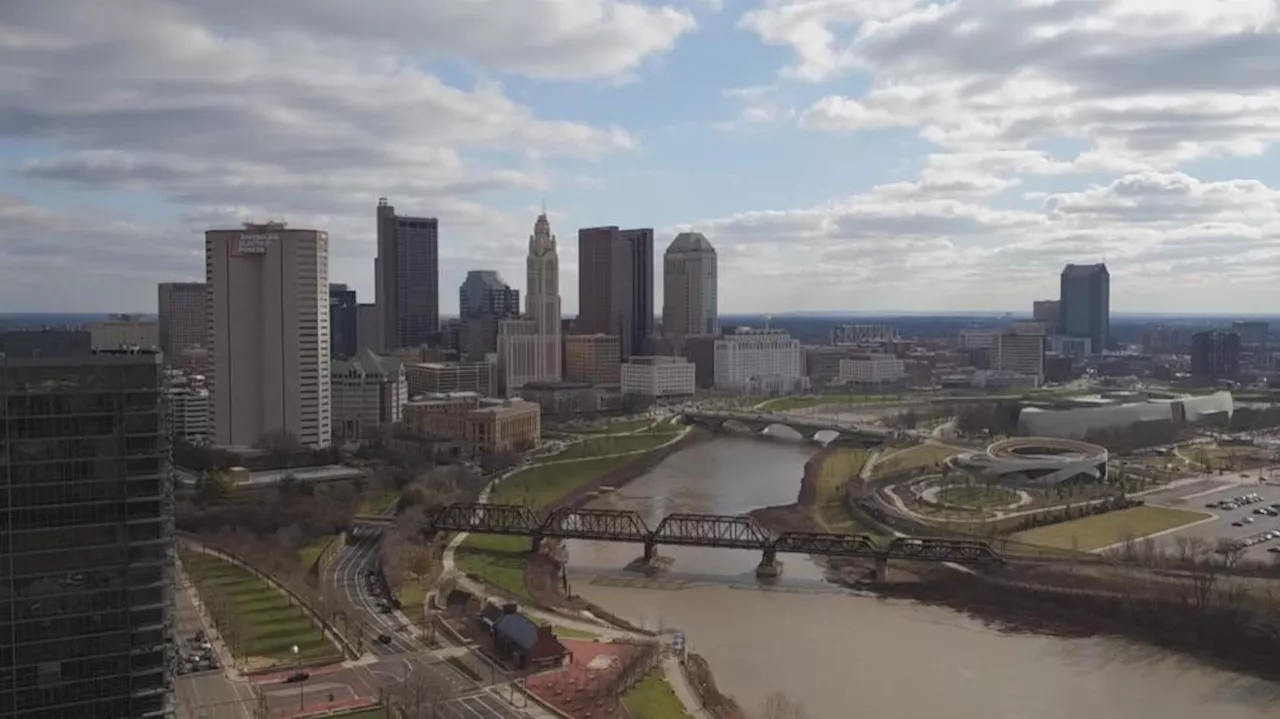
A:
[377,634,392,644]
[283,671,310,684]
[1232,521,1244,527]
[1254,508,1268,515]
[1244,517,1256,524]
[1270,547,1280,553]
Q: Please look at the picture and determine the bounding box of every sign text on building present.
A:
[235,233,278,255]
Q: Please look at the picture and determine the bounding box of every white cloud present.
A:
[0,0,690,311]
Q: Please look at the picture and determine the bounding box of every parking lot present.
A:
[1142,466,1280,562]
[174,578,257,718]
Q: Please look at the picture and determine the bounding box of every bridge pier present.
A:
[873,555,889,583]
[531,535,543,554]
[756,549,782,579]
[643,539,656,562]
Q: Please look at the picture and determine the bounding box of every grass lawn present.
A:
[493,454,638,509]
[329,709,388,719]
[552,625,600,639]
[1011,505,1210,552]
[454,534,534,602]
[296,537,332,571]
[533,434,674,464]
[813,449,872,533]
[357,492,399,514]
[872,444,962,477]
[936,485,1019,509]
[622,669,693,719]
[577,418,652,434]
[759,394,907,412]
[180,550,337,664]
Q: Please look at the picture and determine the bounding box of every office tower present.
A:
[0,331,173,718]
[206,222,331,448]
[662,232,718,344]
[565,333,621,387]
[375,197,439,349]
[1032,300,1059,334]
[526,212,562,382]
[329,283,359,360]
[89,315,159,350]
[714,328,807,394]
[1191,330,1242,379]
[496,318,539,395]
[356,303,382,354]
[458,271,519,361]
[1232,320,1269,351]
[993,328,1046,381]
[1058,263,1110,354]
[577,226,653,359]
[157,281,207,360]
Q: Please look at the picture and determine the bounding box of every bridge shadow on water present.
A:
[564,566,873,598]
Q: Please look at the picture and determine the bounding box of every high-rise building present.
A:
[458,271,520,361]
[0,332,174,718]
[356,303,382,354]
[329,283,359,360]
[565,333,621,387]
[993,329,1046,382]
[89,315,160,351]
[375,197,439,350]
[1059,263,1110,354]
[662,232,718,343]
[157,281,207,360]
[1191,330,1242,379]
[714,328,808,395]
[1032,300,1060,334]
[527,213,562,382]
[1232,320,1269,351]
[577,226,653,359]
[206,222,331,448]
[496,318,540,395]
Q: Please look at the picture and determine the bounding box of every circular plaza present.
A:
[955,437,1110,487]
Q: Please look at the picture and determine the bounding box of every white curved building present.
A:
[957,437,1110,487]
[1017,391,1234,439]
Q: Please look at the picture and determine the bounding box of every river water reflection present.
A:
[563,436,1280,719]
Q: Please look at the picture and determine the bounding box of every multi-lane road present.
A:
[329,532,421,655]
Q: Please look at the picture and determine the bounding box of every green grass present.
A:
[872,444,963,477]
[533,434,674,464]
[1011,505,1210,552]
[296,537,333,571]
[623,669,694,719]
[758,394,909,412]
[577,418,652,434]
[328,709,388,719]
[454,534,535,602]
[814,449,872,533]
[552,625,600,639]
[180,550,337,664]
[357,492,399,514]
[493,454,638,509]
[935,484,1019,509]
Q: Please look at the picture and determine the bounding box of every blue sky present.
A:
[1,0,1278,315]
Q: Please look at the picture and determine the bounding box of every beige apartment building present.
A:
[402,392,540,455]
[206,222,331,448]
[89,315,159,350]
[405,361,496,397]
[157,281,207,359]
[564,333,621,387]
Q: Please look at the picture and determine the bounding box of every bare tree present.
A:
[760,691,809,719]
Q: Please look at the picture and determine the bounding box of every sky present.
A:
[1,0,1278,316]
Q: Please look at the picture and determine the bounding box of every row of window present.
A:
[2,500,163,532]
[0,668,167,715]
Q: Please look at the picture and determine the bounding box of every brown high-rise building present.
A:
[157,281,207,360]
[565,333,621,387]
[577,226,653,359]
[376,197,439,350]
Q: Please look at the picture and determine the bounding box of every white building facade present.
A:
[526,213,562,383]
[497,318,540,395]
[993,330,1045,383]
[621,356,696,397]
[206,222,331,448]
[714,328,808,395]
[163,372,212,445]
[330,349,408,441]
[838,355,906,384]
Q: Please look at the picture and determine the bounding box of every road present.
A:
[329,532,422,655]
[174,573,258,718]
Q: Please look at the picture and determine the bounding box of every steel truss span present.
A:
[425,503,1002,565]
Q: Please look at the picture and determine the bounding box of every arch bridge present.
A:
[681,409,894,446]
[419,502,1001,579]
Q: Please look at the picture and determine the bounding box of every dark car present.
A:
[377,634,392,645]
[283,671,310,684]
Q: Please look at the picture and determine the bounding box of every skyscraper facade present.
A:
[577,226,653,359]
[206,222,331,448]
[329,283,358,360]
[1058,263,1110,354]
[375,197,439,349]
[157,281,206,361]
[526,213,562,382]
[458,271,519,361]
[1191,330,1242,379]
[662,232,718,343]
[0,331,173,718]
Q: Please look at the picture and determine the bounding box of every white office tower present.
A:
[526,212,563,382]
[206,222,332,448]
[714,328,809,395]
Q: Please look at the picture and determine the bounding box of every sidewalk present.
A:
[663,656,711,719]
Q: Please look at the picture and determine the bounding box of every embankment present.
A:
[747,444,829,534]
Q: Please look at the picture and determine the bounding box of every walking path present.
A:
[662,657,712,719]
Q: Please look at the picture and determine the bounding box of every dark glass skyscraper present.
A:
[0,330,173,718]
[577,226,654,359]
[1058,263,1110,354]
[375,197,439,349]
[329,283,358,360]
[1191,330,1241,380]
[458,271,519,361]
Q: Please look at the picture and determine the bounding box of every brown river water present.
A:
[563,435,1280,719]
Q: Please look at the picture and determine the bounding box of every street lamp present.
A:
[292,644,304,711]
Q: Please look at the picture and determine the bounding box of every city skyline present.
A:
[1,2,1278,316]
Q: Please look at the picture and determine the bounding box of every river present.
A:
[563,435,1280,719]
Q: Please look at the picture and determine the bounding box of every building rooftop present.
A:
[666,231,715,254]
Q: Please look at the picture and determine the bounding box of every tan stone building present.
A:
[206,221,331,448]
[564,334,621,387]
[406,361,496,397]
[331,349,408,441]
[402,392,540,455]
